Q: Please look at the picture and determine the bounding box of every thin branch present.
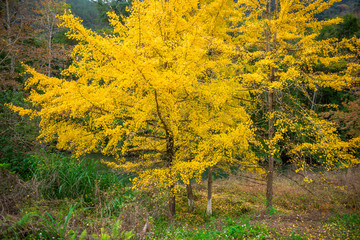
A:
[279,171,315,195]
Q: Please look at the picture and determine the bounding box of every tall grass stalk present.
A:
[39,204,76,239]
[33,152,125,201]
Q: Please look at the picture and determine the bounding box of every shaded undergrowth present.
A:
[1,152,359,239]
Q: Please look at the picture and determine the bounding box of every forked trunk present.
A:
[186,182,195,212]
[206,166,213,216]
[154,89,176,219]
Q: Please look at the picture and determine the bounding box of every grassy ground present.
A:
[0,153,359,239]
[170,169,360,239]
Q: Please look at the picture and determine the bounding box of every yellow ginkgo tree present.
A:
[10,0,261,218]
[230,0,360,208]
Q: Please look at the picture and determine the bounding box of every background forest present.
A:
[1,0,360,239]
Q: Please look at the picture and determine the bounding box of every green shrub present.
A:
[33,152,129,202]
[0,90,37,180]
[0,145,36,180]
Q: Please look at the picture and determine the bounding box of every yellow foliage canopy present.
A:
[10,0,262,191]
[230,0,360,170]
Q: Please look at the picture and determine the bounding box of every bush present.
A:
[0,141,36,180]
[33,152,129,202]
[0,90,38,180]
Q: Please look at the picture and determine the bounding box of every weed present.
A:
[265,206,279,215]
[1,211,39,239]
[32,151,128,204]
[2,156,360,239]
[0,167,40,217]
[288,231,305,240]
[148,217,271,239]
[89,220,135,240]
[325,214,360,239]
[37,204,76,239]
[0,89,38,181]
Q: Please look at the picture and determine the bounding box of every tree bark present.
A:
[47,30,52,77]
[206,166,213,216]
[166,135,176,219]
[186,182,195,212]
[266,89,274,209]
[10,54,15,74]
[168,182,175,218]
[154,89,176,219]
[5,0,15,74]
[166,130,175,218]
[265,0,276,209]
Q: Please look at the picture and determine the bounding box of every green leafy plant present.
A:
[87,220,134,240]
[326,214,360,239]
[37,204,76,239]
[2,204,76,239]
[0,90,37,181]
[150,217,271,239]
[33,151,129,202]
[265,206,279,215]
[1,211,39,238]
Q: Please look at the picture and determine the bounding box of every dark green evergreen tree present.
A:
[93,0,131,25]
[66,0,100,29]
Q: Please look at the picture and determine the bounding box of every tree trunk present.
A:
[10,54,15,74]
[265,0,276,209]
[166,134,175,219]
[206,166,213,216]
[5,0,15,74]
[186,182,195,212]
[47,32,52,77]
[168,183,175,218]
[47,18,54,77]
[266,89,274,209]
[154,89,176,219]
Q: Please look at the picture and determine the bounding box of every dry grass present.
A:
[0,168,40,218]
[173,166,360,239]
[1,165,359,239]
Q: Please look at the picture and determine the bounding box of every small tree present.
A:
[11,0,261,218]
[0,0,34,86]
[231,0,360,208]
[34,0,69,77]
